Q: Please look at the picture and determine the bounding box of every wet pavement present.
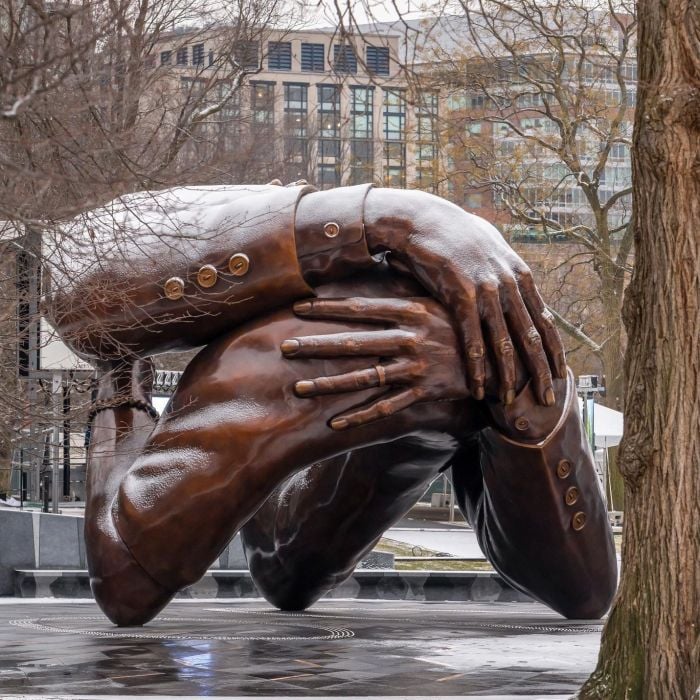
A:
[0,598,602,698]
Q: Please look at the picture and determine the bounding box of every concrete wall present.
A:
[0,508,248,596]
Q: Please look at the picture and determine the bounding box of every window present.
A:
[383,89,405,187]
[385,165,405,188]
[234,40,260,70]
[208,50,214,66]
[465,192,483,209]
[284,83,309,180]
[192,44,205,66]
[318,163,340,189]
[383,88,406,140]
[268,41,292,71]
[350,86,374,184]
[416,90,438,192]
[333,44,357,74]
[160,50,172,66]
[317,85,341,185]
[176,47,188,66]
[251,82,275,125]
[301,43,325,72]
[318,85,340,138]
[610,142,630,160]
[180,77,206,98]
[366,45,390,76]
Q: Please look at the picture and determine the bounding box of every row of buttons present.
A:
[163,254,250,301]
[556,459,586,532]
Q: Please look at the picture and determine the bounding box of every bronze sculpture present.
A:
[47,183,617,626]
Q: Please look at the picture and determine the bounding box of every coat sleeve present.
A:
[46,183,374,359]
[452,369,618,619]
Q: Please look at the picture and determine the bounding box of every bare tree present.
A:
[415,0,635,412]
[0,0,295,222]
[0,0,298,505]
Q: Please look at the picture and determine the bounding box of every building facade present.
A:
[154,27,440,191]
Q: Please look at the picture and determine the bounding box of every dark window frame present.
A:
[366,45,390,76]
[268,41,292,71]
[301,42,325,72]
[192,43,205,66]
[333,44,358,74]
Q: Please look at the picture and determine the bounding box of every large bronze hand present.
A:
[362,189,565,407]
[281,297,469,430]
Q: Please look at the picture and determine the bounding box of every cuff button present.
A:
[572,511,587,531]
[557,459,572,479]
[324,222,341,238]
[228,253,250,276]
[514,416,529,431]
[197,264,218,288]
[164,277,185,300]
[565,486,580,506]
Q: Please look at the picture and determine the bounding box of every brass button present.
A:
[572,511,587,531]
[164,277,185,300]
[514,416,529,431]
[565,486,580,506]
[323,221,340,238]
[228,253,250,277]
[557,459,572,479]
[197,264,218,288]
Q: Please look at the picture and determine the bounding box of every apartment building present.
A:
[153,27,440,191]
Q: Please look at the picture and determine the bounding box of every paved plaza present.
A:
[0,598,603,698]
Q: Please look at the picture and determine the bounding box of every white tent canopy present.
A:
[578,399,624,448]
[592,402,624,448]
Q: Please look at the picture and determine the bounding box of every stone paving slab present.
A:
[0,599,601,697]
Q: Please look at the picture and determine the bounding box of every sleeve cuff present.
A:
[294,184,376,285]
[487,370,573,443]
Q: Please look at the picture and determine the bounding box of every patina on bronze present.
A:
[46,183,617,627]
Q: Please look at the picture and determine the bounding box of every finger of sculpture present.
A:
[476,282,517,404]
[293,297,427,324]
[502,288,555,406]
[329,388,419,430]
[515,272,567,379]
[452,282,487,402]
[294,359,419,397]
[280,330,419,358]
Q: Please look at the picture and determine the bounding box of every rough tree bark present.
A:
[578,0,700,696]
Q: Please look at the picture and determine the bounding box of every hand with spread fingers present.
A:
[280,296,473,431]
[359,189,566,407]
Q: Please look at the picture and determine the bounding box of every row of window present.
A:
[161,40,391,76]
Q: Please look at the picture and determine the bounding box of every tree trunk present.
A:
[578,0,700,696]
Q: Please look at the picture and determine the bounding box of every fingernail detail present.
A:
[505,389,515,405]
[280,339,300,355]
[474,386,485,401]
[544,387,556,406]
[295,380,315,396]
[331,418,349,430]
[294,301,313,314]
